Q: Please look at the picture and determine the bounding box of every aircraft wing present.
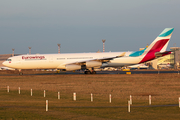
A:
[62,52,126,65]
[95,52,126,61]
[155,51,171,57]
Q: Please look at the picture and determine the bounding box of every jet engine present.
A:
[65,65,81,71]
[86,61,102,68]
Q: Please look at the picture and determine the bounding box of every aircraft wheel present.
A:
[92,71,96,74]
[84,71,91,74]
[84,71,90,74]
[86,71,91,74]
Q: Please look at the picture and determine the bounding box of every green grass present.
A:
[1,73,180,119]
[1,89,180,120]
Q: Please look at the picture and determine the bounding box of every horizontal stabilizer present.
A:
[155,51,171,57]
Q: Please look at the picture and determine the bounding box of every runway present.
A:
[0,70,179,76]
[54,70,180,75]
[96,70,180,74]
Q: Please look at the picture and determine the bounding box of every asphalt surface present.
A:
[96,70,180,74]
[50,70,180,75]
[0,70,180,76]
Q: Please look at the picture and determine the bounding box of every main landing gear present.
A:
[84,68,96,74]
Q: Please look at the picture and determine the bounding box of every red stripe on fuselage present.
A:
[139,39,169,63]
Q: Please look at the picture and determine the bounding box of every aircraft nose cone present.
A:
[2,61,7,66]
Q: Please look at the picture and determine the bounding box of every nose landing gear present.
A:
[18,69,23,75]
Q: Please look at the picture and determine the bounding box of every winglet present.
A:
[117,52,126,57]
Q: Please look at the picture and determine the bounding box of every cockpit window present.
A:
[6,59,12,61]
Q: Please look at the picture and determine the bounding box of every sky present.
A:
[0,0,180,54]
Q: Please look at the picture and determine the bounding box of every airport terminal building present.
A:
[170,47,180,69]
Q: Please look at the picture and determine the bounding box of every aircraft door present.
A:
[16,57,21,65]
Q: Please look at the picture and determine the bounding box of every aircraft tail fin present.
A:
[139,28,174,63]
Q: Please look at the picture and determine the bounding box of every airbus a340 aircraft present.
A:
[3,28,174,75]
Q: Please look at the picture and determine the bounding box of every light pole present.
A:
[102,39,106,52]
[57,44,61,54]
[28,47,31,54]
[12,49,15,56]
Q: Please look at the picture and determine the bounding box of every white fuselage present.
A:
[2,52,143,70]
[2,28,174,71]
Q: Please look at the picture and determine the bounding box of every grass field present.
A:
[0,71,180,119]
